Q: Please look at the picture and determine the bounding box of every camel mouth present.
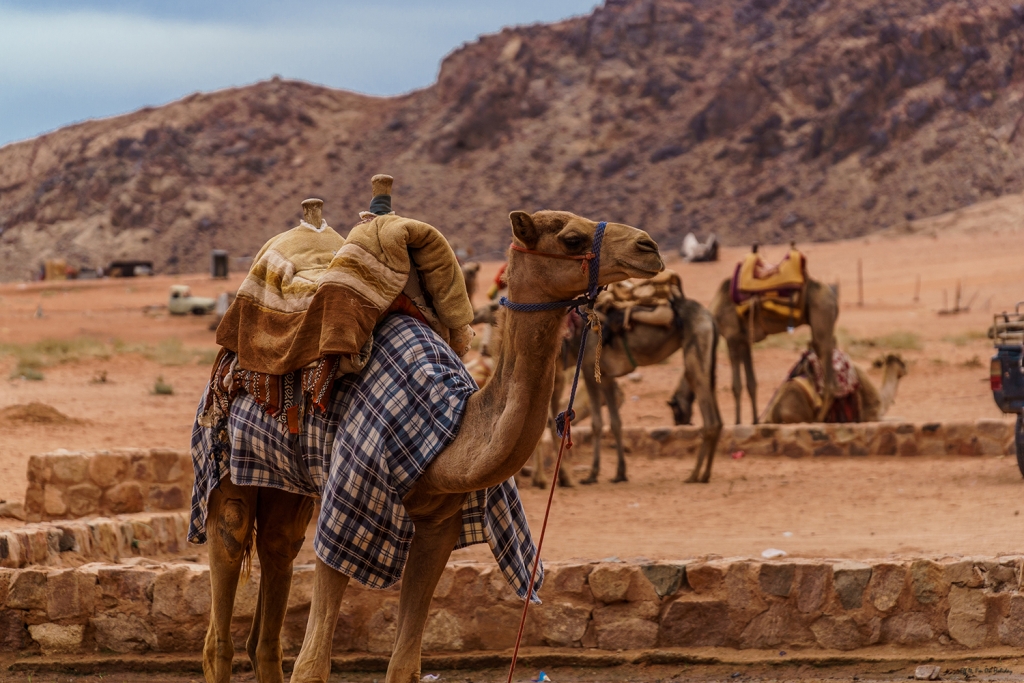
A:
[619,255,665,279]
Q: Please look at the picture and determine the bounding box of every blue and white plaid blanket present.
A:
[189,314,542,599]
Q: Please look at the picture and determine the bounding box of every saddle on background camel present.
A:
[731,247,807,323]
[595,269,682,328]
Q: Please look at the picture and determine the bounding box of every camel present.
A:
[201,210,663,683]
[710,277,838,425]
[560,295,722,485]
[461,261,480,301]
[763,353,907,423]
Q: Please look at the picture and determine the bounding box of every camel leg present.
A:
[812,333,836,423]
[580,368,603,485]
[386,510,464,683]
[727,341,744,425]
[203,475,257,683]
[684,338,723,484]
[247,488,315,683]
[551,360,574,488]
[742,344,758,424]
[603,378,628,483]
[289,559,350,683]
[530,438,548,490]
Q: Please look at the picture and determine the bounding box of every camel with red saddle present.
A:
[710,244,839,425]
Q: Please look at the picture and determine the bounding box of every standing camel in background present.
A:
[200,210,663,683]
[564,295,722,485]
[710,278,838,424]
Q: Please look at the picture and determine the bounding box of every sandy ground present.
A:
[6,653,1024,682]
[1,203,1023,562]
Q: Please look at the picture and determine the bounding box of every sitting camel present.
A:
[763,352,907,423]
[564,295,722,484]
[196,210,662,683]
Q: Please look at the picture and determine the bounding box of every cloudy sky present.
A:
[0,0,598,148]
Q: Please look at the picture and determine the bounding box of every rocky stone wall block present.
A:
[23,449,195,521]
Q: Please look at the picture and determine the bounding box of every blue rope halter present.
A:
[498,221,607,438]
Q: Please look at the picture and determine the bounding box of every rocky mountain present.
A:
[2,0,1024,279]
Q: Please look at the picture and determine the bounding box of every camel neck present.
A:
[878,365,900,415]
[422,285,566,494]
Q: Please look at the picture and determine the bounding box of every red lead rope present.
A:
[505,416,573,683]
[509,243,595,274]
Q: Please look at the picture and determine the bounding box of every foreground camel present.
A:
[711,277,838,424]
[565,296,722,484]
[764,353,907,423]
[203,210,663,683]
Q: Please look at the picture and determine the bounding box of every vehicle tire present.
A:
[1016,413,1024,478]
[191,307,206,315]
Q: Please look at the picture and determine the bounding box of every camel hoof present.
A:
[557,477,574,488]
[532,479,547,490]
[684,476,699,484]
[579,476,598,485]
[611,475,628,483]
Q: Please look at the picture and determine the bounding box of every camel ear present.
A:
[509,211,539,248]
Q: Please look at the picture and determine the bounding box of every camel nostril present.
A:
[636,237,659,253]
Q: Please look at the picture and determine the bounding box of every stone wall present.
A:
[24,449,193,522]
[4,556,1023,655]
[548,419,1016,459]
[0,512,190,569]
[20,420,1015,524]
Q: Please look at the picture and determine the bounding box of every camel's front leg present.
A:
[602,378,628,483]
[742,344,758,424]
[387,510,464,683]
[289,559,350,683]
[204,475,257,683]
[248,488,315,683]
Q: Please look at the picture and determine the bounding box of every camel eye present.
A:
[562,234,585,250]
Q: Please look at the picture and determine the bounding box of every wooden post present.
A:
[857,259,864,307]
[913,274,920,303]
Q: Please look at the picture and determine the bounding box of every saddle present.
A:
[595,270,682,329]
[731,248,807,324]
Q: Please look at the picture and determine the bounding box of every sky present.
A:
[0,0,600,148]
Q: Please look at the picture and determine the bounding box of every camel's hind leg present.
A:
[579,365,604,485]
[603,377,628,483]
[727,340,744,425]
[203,474,258,683]
[533,348,567,489]
[247,489,315,683]
[683,320,723,484]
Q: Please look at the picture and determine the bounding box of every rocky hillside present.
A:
[2,0,1024,278]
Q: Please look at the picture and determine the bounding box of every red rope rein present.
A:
[505,418,573,683]
[509,243,595,274]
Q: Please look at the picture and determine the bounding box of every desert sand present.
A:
[1,201,1023,561]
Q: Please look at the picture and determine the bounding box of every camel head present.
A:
[668,376,695,425]
[506,210,663,302]
[873,353,908,379]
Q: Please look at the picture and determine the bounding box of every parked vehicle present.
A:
[990,302,1024,476]
[168,285,216,315]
